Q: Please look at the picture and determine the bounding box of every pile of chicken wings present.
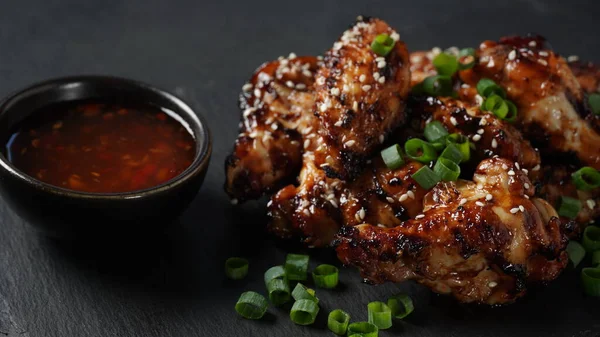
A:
[224,17,600,304]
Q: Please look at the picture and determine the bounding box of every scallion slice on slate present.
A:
[581,267,600,297]
[347,322,379,337]
[266,278,291,306]
[312,264,339,289]
[328,309,350,335]
[285,254,309,281]
[235,291,268,320]
[225,257,249,280]
[290,299,319,325]
[387,293,415,319]
[264,265,286,285]
[291,283,319,303]
[367,301,392,330]
[582,226,600,253]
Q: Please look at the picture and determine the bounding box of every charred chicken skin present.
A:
[335,158,568,305]
[313,17,411,180]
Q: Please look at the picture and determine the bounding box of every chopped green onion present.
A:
[367,301,392,330]
[225,257,249,280]
[312,264,339,289]
[347,322,379,337]
[264,265,286,285]
[404,138,438,163]
[566,241,586,268]
[411,166,441,190]
[423,121,449,143]
[266,278,291,306]
[439,143,463,164]
[285,254,309,281]
[371,34,395,57]
[581,267,600,296]
[582,226,600,253]
[593,251,600,267]
[430,137,447,151]
[290,299,319,325]
[433,52,459,76]
[558,196,581,219]
[387,293,414,319]
[292,283,319,303]
[422,75,453,97]
[482,94,517,122]
[476,78,505,98]
[434,157,461,181]
[328,309,350,335]
[589,93,600,115]
[458,48,476,70]
[572,166,600,191]
[235,291,268,320]
[381,144,405,170]
[446,133,470,161]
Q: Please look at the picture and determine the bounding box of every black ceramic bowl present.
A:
[0,76,211,239]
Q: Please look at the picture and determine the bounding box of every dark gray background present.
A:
[0,1,599,336]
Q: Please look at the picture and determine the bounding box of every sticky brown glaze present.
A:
[411,96,541,171]
[313,17,411,180]
[537,164,599,238]
[458,35,600,169]
[225,55,320,202]
[569,59,600,94]
[268,155,427,247]
[335,157,568,305]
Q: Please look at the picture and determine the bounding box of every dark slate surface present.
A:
[0,1,599,336]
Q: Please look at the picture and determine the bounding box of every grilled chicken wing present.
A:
[335,158,568,304]
[458,36,600,169]
[569,58,600,94]
[225,55,320,202]
[313,17,411,180]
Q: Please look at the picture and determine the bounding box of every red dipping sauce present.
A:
[4,101,196,193]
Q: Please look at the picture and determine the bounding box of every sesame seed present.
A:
[567,55,579,62]
[302,126,313,135]
[303,209,311,216]
[288,52,297,59]
[488,281,498,288]
[479,117,488,126]
[330,199,338,208]
[243,108,256,118]
[524,183,530,189]
[242,83,253,92]
[450,117,458,126]
[304,139,310,148]
[461,83,470,89]
[510,207,519,214]
[359,208,366,220]
[491,139,498,148]
[486,194,493,201]
[379,135,384,143]
[352,101,359,111]
[254,88,261,98]
[373,72,380,80]
[528,41,537,47]
[334,120,343,127]
[524,195,529,199]
[271,123,278,130]
[522,168,528,174]
[375,56,385,62]
[538,59,548,66]
[331,87,340,96]
[319,103,328,113]
[407,190,415,199]
[459,198,467,205]
[362,85,372,92]
[532,165,540,171]
[587,199,596,210]
[399,194,408,202]
[539,51,549,57]
[508,170,515,176]
[344,140,356,147]
[319,163,329,168]
[286,80,294,88]
[508,50,516,60]
[390,31,400,41]
[359,74,367,83]
[519,205,525,212]
[378,76,385,84]
[296,83,306,90]
[476,201,484,207]
[302,70,312,77]
[432,47,442,56]
[386,197,395,203]
[309,205,315,214]
[475,95,484,106]
[515,162,520,170]
[316,77,325,86]
[477,129,485,135]
[377,60,386,68]
[415,214,425,219]
[472,134,482,142]
[231,198,239,205]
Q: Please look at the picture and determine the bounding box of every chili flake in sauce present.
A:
[4,101,196,193]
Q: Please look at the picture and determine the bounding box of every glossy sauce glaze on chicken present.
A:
[224,16,600,304]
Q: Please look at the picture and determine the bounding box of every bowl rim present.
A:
[0,75,211,200]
